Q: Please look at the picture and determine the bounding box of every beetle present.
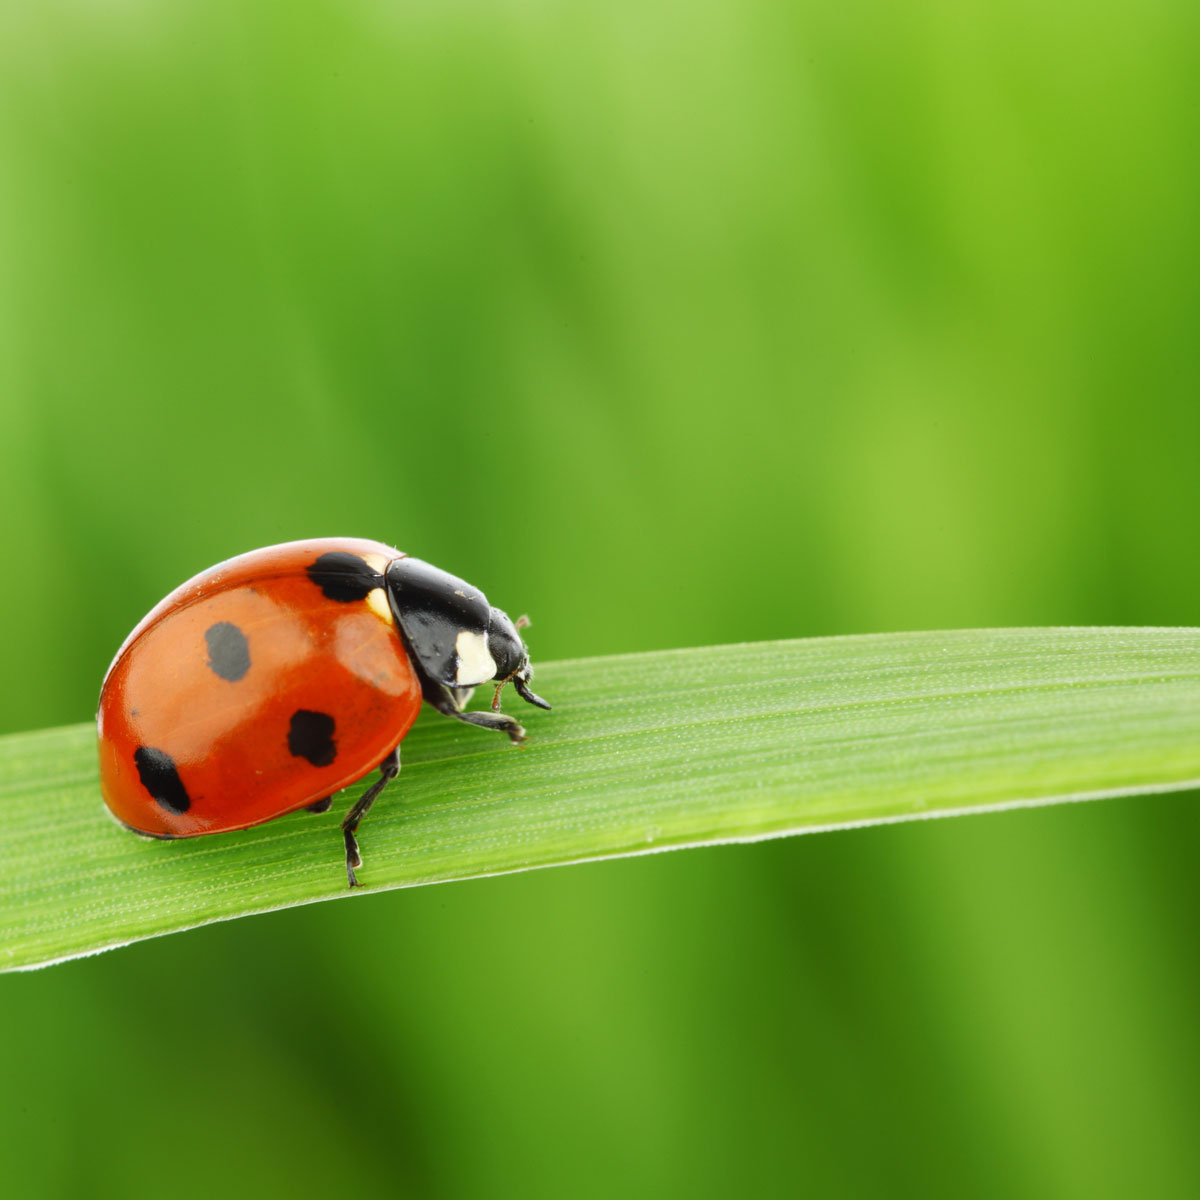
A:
[97,538,550,886]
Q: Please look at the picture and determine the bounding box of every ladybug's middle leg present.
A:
[340,746,401,888]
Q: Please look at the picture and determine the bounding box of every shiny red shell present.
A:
[97,538,422,838]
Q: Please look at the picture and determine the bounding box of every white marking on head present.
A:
[366,587,392,624]
[455,629,497,686]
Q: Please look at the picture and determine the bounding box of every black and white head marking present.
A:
[385,557,550,711]
[385,557,491,687]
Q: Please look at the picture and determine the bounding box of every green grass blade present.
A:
[3,627,1199,972]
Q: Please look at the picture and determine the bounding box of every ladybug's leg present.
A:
[341,746,401,888]
[424,682,527,744]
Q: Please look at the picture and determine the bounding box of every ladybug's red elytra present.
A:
[97,538,550,887]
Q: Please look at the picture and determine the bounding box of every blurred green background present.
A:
[2,1,1198,1196]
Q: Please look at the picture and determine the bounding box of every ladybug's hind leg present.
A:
[340,746,401,888]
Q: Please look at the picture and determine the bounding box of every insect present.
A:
[97,538,550,887]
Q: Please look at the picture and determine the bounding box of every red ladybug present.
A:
[97,538,550,886]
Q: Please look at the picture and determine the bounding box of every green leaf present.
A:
[3,628,1198,972]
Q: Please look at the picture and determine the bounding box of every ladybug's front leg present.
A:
[340,746,401,888]
[424,682,527,744]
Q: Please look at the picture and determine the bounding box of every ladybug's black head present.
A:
[385,556,550,710]
[485,608,551,710]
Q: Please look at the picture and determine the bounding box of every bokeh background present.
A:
[2,1,1198,1196]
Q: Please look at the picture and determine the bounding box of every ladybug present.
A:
[97,538,550,887]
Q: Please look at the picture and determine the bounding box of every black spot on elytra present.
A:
[288,710,338,767]
[307,552,384,602]
[204,621,251,682]
[305,796,333,814]
[133,746,190,815]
